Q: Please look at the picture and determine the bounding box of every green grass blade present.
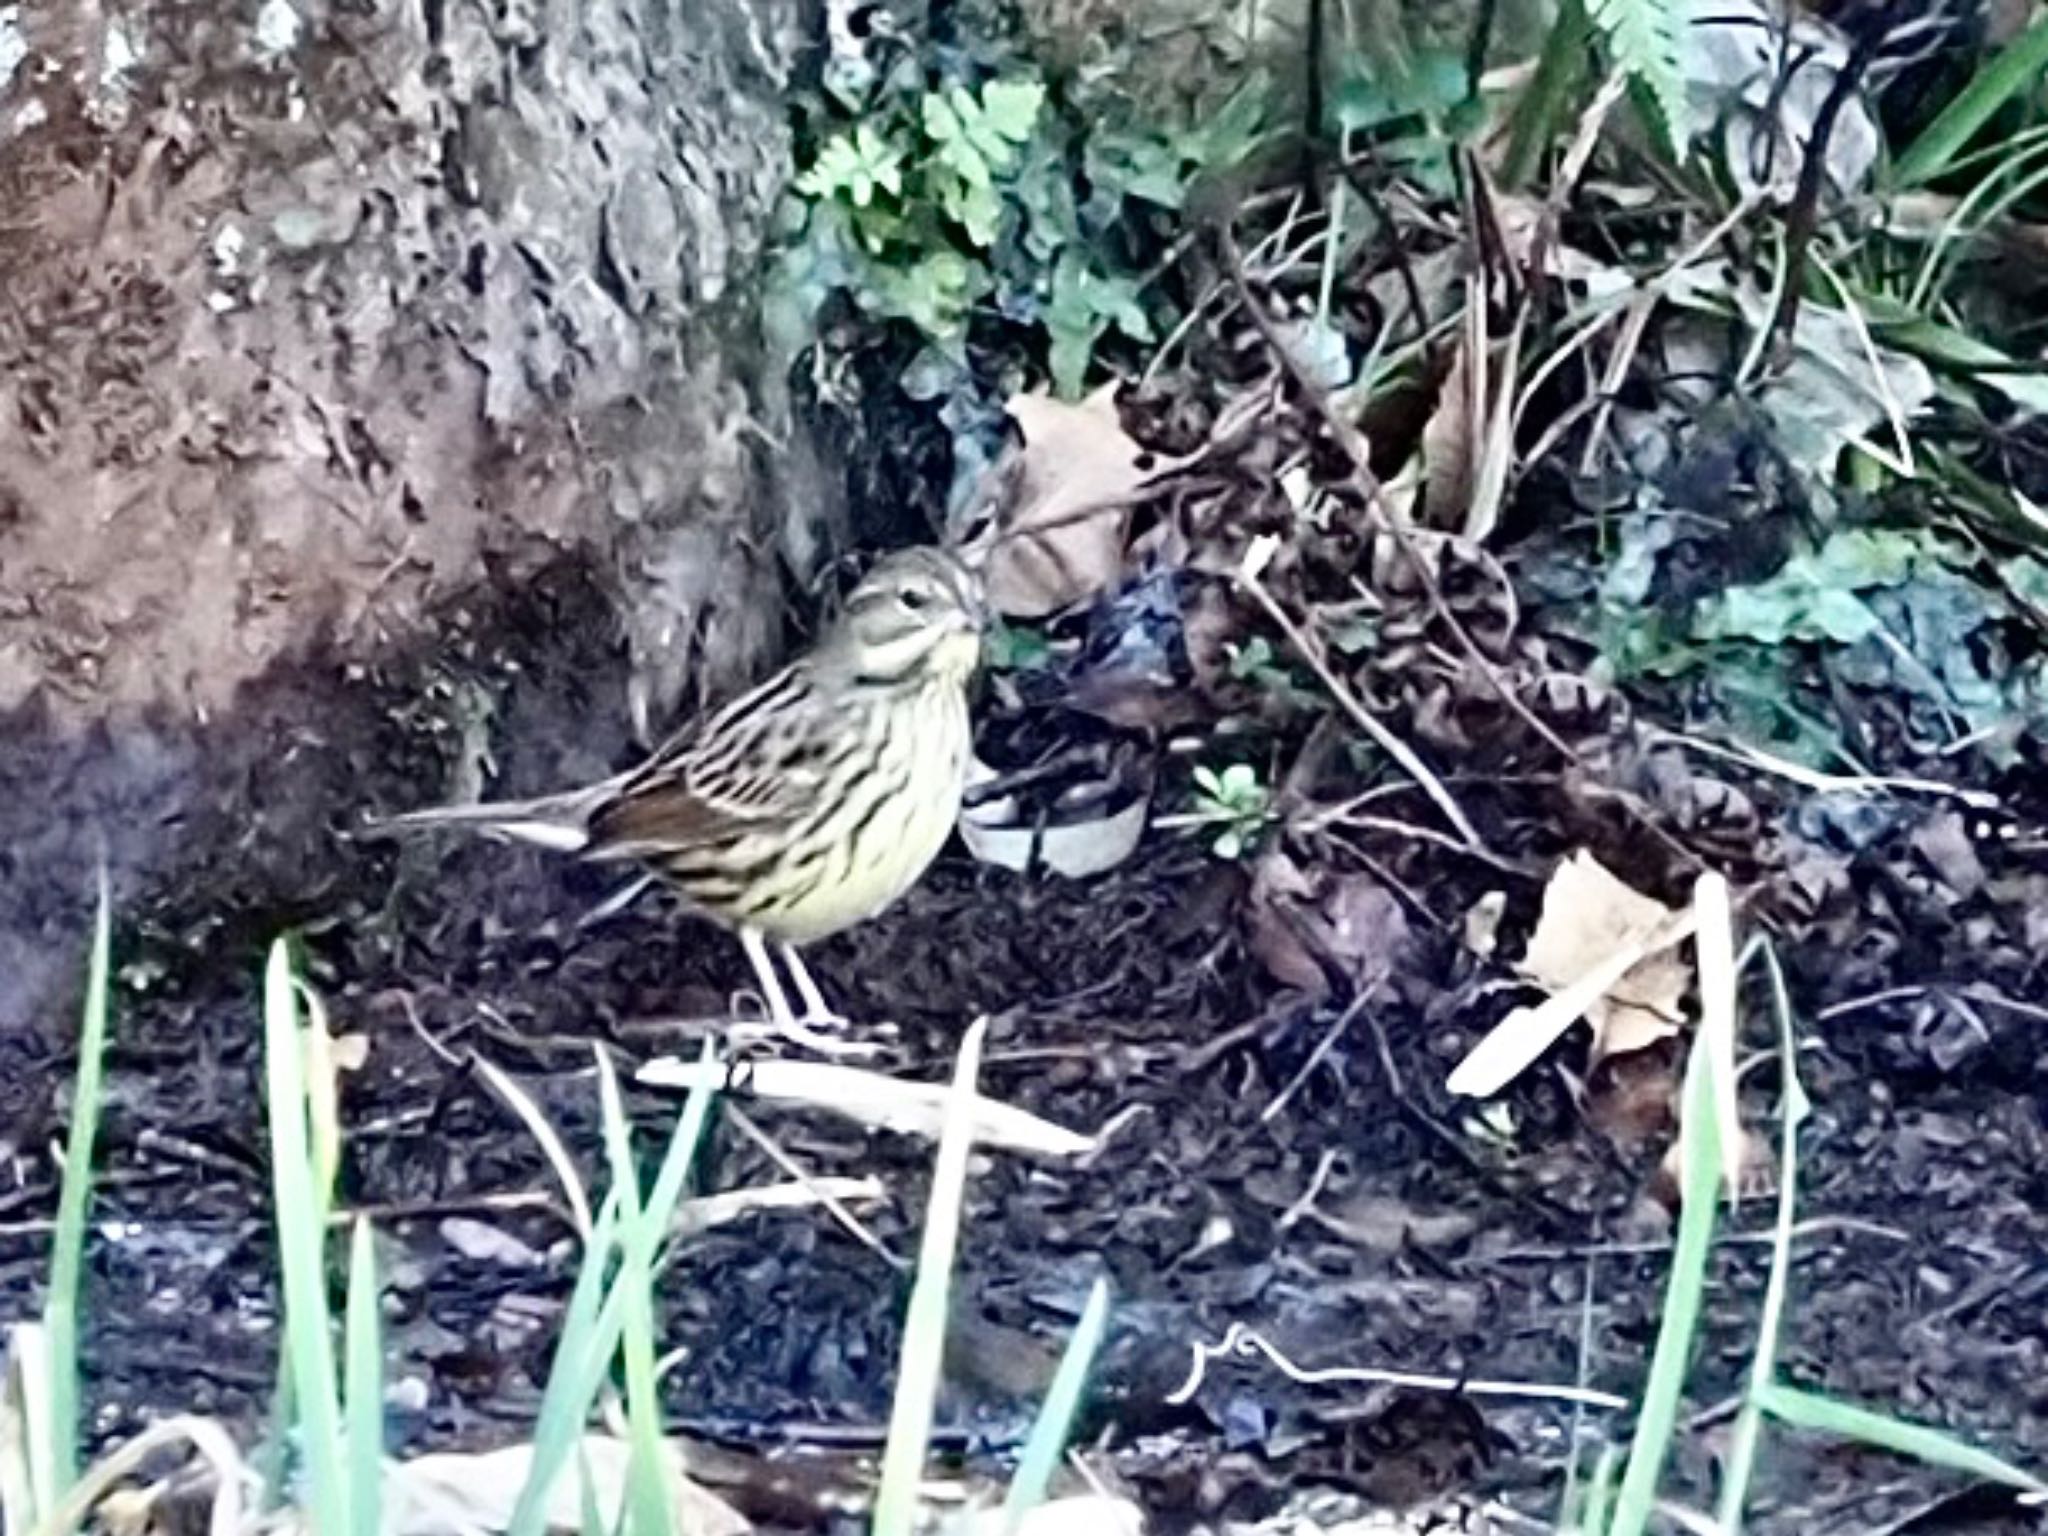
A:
[1716,943,1808,1534]
[1894,14,2048,186]
[1755,1383,2047,1493]
[344,1218,383,1536]
[1500,0,1590,189]
[508,1044,719,1536]
[1002,1276,1108,1529]
[594,1049,672,1536]
[507,1192,626,1536]
[263,937,349,1533]
[254,1349,297,1510]
[873,1017,988,1536]
[1577,1440,1620,1535]
[576,1439,609,1536]
[1606,1033,1726,1536]
[44,869,112,1494]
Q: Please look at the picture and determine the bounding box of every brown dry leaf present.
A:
[986,385,1185,617]
[1419,309,1479,531]
[384,1436,749,1536]
[1308,1192,1480,1255]
[1247,851,1412,1000]
[1523,851,1690,1064]
[1910,810,1987,899]
[1447,850,1695,1097]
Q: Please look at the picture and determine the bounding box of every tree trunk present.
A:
[0,0,821,1050]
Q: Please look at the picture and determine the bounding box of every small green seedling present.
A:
[1191,763,1271,859]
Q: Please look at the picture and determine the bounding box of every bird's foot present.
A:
[726,998,893,1061]
[731,931,897,1060]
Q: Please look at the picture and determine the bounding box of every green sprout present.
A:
[1191,762,1271,859]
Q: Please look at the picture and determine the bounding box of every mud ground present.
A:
[1,552,2045,1536]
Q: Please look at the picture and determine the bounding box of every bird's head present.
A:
[825,545,987,688]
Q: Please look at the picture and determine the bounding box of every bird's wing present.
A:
[586,661,830,856]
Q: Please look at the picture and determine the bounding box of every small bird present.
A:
[371,545,987,1051]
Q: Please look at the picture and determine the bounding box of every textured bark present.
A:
[0,0,822,729]
[0,0,820,1042]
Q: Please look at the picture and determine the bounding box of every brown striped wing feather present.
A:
[584,660,850,922]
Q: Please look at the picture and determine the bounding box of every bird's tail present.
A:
[360,790,601,853]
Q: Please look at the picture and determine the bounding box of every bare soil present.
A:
[3,544,2047,1536]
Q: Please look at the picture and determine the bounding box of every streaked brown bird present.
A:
[372,545,986,1050]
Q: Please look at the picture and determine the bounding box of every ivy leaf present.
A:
[941,174,1005,247]
[1085,130,1190,208]
[796,123,904,207]
[1703,584,1881,646]
[1010,135,1081,260]
[1693,529,1939,645]
[976,78,1046,149]
[1044,251,1153,397]
[862,249,984,346]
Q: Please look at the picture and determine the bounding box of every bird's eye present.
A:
[899,588,932,611]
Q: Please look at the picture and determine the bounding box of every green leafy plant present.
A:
[1326,44,1476,195]
[985,617,1056,672]
[1227,636,1321,711]
[1191,763,1271,859]
[1586,0,1691,157]
[775,31,1269,400]
[1594,524,2048,766]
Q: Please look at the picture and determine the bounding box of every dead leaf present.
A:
[636,1058,1094,1158]
[1522,852,1691,1065]
[985,385,1185,617]
[1247,851,1412,1000]
[1308,1192,1480,1254]
[671,1176,885,1238]
[384,1436,749,1536]
[439,1217,544,1268]
[1447,851,1695,1097]
[1420,316,1479,531]
[1910,810,1987,899]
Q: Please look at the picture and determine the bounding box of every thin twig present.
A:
[1219,225,1708,876]
[1260,987,1378,1124]
[1759,3,1906,364]
[1237,556,1490,853]
[726,1106,907,1271]
[1165,1322,1629,1410]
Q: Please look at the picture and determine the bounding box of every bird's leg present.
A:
[734,927,879,1059]
[779,943,839,1025]
[781,942,900,1051]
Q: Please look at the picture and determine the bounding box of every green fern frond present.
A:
[1587,0,1693,157]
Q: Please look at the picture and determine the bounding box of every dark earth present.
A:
[5,525,2048,1536]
